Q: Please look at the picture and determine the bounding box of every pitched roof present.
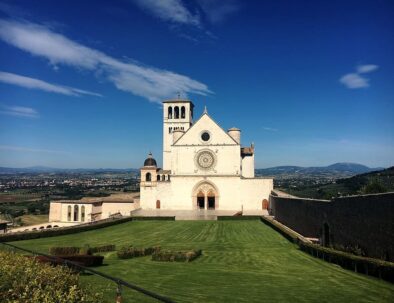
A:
[173,111,239,145]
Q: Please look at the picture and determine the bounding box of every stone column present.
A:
[204,194,208,210]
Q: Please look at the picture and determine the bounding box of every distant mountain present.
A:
[281,166,394,199]
[256,162,383,179]
[0,166,139,174]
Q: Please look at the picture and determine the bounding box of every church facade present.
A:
[140,99,273,211]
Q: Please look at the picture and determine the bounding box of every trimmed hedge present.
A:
[90,244,116,254]
[50,244,116,256]
[49,246,81,256]
[131,216,175,221]
[117,246,160,259]
[152,249,202,262]
[217,216,261,221]
[0,217,134,242]
[260,216,394,283]
[56,255,104,267]
[32,255,104,267]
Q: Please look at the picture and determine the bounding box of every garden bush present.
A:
[0,216,134,242]
[152,249,202,262]
[217,215,261,220]
[117,246,160,259]
[131,216,175,221]
[32,254,104,267]
[49,246,81,256]
[55,255,104,267]
[49,244,116,256]
[0,251,102,303]
[90,244,116,253]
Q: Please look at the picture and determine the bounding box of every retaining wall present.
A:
[269,192,394,261]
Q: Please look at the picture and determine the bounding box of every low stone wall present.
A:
[269,192,394,262]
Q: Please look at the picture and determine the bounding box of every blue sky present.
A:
[0,0,393,169]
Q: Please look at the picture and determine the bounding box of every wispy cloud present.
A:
[0,19,211,102]
[0,104,39,118]
[340,64,379,89]
[357,64,378,74]
[131,0,200,26]
[197,0,240,24]
[0,71,102,97]
[340,73,369,89]
[0,145,67,154]
[262,127,278,132]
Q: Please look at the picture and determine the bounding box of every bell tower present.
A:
[163,98,194,170]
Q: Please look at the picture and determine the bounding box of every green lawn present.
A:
[9,220,394,303]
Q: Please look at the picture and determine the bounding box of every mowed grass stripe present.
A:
[10,220,394,303]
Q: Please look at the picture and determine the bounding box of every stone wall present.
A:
[269,192,394,261]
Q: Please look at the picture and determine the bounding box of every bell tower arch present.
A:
[163,99,194,170]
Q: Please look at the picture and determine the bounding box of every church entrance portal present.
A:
[197,197,205,209]
[193,182,218,210]
[208,197,215,209]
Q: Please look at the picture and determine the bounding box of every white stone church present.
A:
[140,99,273,211]
[47,98,273,225]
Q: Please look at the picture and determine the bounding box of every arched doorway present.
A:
[207,190,215,209]
[197,191,205,209]
[262,199,269,210]
[192,181,219,210]
[156,200,161,209]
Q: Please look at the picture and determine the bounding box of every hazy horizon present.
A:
[0,0,393,168]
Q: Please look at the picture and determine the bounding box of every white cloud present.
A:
[131,0,200,26]
[0,71,102,97]
[357,64,379,74]
[197,0,240,24]
[0,19,211,102]
[0,145,67,154]
[339,64,378,89]
[0,104,39,118]
[340,73,369,89]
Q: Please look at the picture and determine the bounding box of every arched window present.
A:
[146,172,151,181]
[174,106,179,119]
[168,175,170,181]
[67,205,72,221]
[157,175,161,181]
[162,175,166,181]
[74,205,79,221]
[81,206,85,222]
[168,107,172,119]
[181,106,185,118]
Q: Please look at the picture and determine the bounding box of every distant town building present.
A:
[48,193,138,223]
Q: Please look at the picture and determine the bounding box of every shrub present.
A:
[152,249,202,262]
[90,244,116,253]
[131,216,175,221]
[0,251,103,303]
[117,246,160,259]
[79,245,92,256]
[217,216,261,221]
[49,244,116,256]
[55,255,104,267]
[0,217,134,243]
[50,247,81,256]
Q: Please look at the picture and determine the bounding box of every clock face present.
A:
[197,150,215,169]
